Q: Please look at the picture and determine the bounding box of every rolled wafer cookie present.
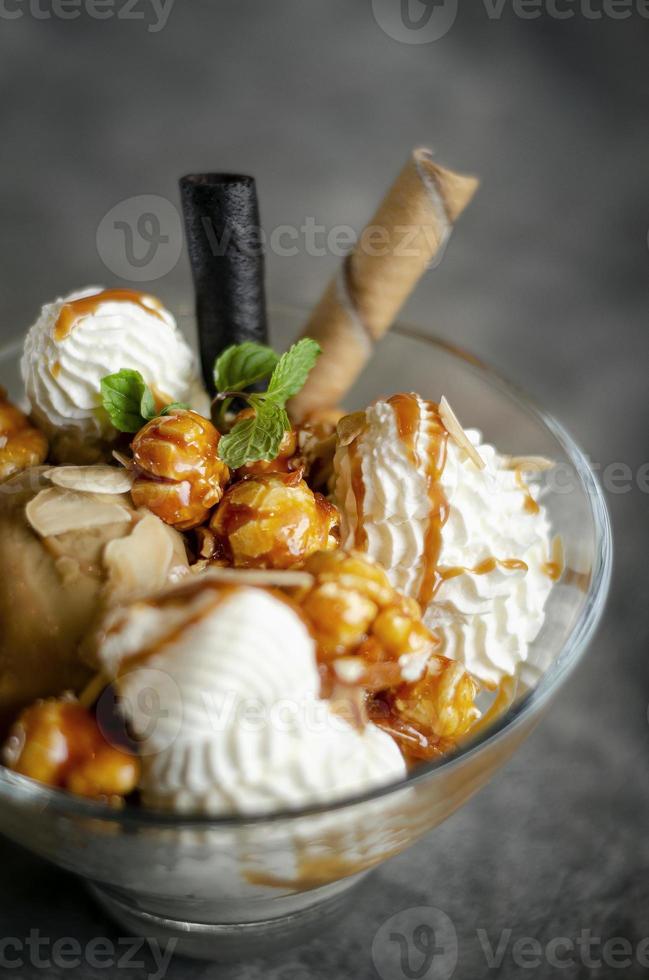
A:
[289,148,478,421]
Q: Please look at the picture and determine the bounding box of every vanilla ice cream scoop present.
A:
[98,577,406,815]
[332,394,557,688]
[21,287,199,463]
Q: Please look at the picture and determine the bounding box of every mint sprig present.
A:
[214,342,279,394]
[214,338,321,469]
[100,369,188,433]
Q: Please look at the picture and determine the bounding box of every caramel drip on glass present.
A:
[515,468,540,515]
[387,393,449,607]
[54,289,165,342]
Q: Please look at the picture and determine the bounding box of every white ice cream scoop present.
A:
[97,577,406,815]
[332,393,557,688]
[21,286,200,463]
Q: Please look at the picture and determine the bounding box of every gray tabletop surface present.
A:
[0,3,647,978]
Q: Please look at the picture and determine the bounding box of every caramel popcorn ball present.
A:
[2,698,140,804]
[299,550,433,666]
[393,662,480,740]
[368,661,481,763]
[298,550,481,757]
[131,409,230,531]
[0,388,48,481]
[210,471,340,569]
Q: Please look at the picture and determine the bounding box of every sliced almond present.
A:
[439,396,486,470]
[502,455,555,473]
[199,566,315,590]
[104,513,186,603]
[336,411,367,448]
[45,465,134,495]
[26,488,133,538]
[112,450,135,471]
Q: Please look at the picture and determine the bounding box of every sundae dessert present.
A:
[0,150,562,816]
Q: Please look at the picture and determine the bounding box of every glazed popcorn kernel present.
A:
[302,549,396,609]
[210,471,340,569]
[0,388,48,481]
[301,581,379,657]
[2,698,140,803]
[394,660,481,740]
[65,744,140,801]
[131,409,230,531]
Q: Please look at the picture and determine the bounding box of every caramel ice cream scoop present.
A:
[0,466,188,734]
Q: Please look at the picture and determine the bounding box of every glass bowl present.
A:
[0,307,612,961]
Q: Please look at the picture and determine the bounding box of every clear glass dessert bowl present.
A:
[0,308,612,961]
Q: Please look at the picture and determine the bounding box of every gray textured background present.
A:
[0,2,647,978]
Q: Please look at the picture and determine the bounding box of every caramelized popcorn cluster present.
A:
[3,699,140,805]
[210,471,340,569]
[297,550,480,761]
[0,388,48,481]
[131,409,230,530]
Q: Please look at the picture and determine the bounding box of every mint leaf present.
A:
[266,338,321,406]
[101,369,152,433]
[140,385,157,422]
[160,402,190,416]
[218,401,289,469]
[100,370,188,432]
[214,342,279,394]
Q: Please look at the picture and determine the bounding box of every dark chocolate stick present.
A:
[180,174,269,394]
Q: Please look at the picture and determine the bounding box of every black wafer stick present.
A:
[180,174,269,394]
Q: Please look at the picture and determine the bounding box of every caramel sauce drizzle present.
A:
[347,436,369,550]
[54,289,164,342]
[112,581,238,677]
[515,467,540,515]
[387,393,449,607]
[438,557,528,583]
[542,560,563,582]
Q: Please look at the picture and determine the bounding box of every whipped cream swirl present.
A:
[22,287,199,462]
[99,582,406,815]
[333,394,555,688]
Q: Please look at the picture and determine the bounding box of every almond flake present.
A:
[44,465,134,495]
[200,566,315,590]
[26,488,133,538]
[336,411,367,447]
[104,513,187,603]
[502,455,555,473]
[112,451,135,471]
[439,396,486,470]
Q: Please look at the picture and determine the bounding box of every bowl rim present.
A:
[0,321,613,827]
